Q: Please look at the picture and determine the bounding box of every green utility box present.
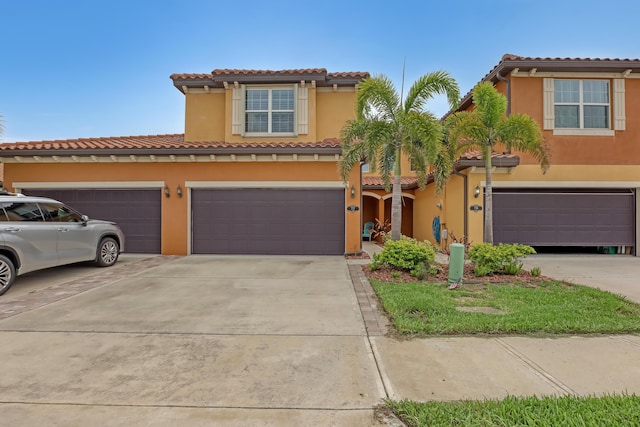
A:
[448,243,465,285]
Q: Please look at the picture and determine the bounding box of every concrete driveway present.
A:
[0,255,387,426]
[521,254,640,303]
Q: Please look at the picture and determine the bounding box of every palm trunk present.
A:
[483,145,493,244]
[391,149,402,241]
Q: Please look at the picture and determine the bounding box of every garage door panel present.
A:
[494,191,635,247]
[192,188,344,255]
[23,189,161,254]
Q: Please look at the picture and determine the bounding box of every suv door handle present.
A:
[4,227,20,232]
[57,228,69,232]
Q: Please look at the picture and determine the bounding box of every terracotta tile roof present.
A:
[499,53,640,63]
[0,134,185,151]
[0,134,342,155]
[169,73,212,80]
[454,53,640,114]
[328,72,370,79]
[458,150,518,161]
[170,68,369,91]
[362,176,418,188]
[212,68,327,77]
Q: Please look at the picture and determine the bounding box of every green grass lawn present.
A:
[371,279,640,336]
[386,394,640,427]
[373,273,640,424]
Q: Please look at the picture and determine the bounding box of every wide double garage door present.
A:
[191,188,345,255]
[22,189,161,254]
[493,189,635,248]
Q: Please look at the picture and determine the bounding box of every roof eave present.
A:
[455,156,520,169]
[0,145,343,158]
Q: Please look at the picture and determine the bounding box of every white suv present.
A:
[0,193,125,296]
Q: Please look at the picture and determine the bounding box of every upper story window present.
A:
[245,88,295,134]
[232,84,306,138]
[544,77,623,136]
[554,80,610,129]
[361,163,370,173]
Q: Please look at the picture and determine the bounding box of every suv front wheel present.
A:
[97,237,119,267]
[0,255,16,296]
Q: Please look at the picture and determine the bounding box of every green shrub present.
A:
[375,236,436,273]
[473,264,493,277]
[503,262,523,275]
[531,266,542,277]
[468,243,536,275]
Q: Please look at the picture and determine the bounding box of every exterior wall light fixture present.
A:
[177,185,183,198]
[164,185,171,198]
[350,185,356,199]
[474,184,481,198]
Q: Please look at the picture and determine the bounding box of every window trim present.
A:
[554,79,610,130]
[544,77,623,136]
[243,84,297,138]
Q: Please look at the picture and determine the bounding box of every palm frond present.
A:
[404,70,460,113]
[472,82,507,129]
[448,111,488,151]
[356,75,400,122]
[497,114,550,172]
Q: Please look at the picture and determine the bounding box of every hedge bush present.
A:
[468,243,535,276]
[371,236,436,277]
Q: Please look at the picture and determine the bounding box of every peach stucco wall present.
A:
[184,92,226,142]
[183,87,358,144]
[510,76,640,166]
[315,91,357,141]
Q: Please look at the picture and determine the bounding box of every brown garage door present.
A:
[493,189,635,247]
[192,188,345,255]
[22,189,161,254]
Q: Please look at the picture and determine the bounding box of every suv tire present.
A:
[97,237,119,267]
[0,255,16,296]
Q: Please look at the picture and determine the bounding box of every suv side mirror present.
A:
[81,215,89,226]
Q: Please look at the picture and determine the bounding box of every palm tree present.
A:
[340,71,460,241]
[448,82,549,244]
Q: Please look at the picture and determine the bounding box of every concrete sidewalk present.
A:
[356,242,640,403]
[1,249,639,426]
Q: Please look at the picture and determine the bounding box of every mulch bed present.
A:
[363,262,549,285]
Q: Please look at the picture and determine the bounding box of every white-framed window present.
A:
[231,84,308,137]
[554,79,610,129]
[245,87,295,135]
[361,163,370,173]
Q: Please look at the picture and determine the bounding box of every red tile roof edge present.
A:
[0,134,343,153]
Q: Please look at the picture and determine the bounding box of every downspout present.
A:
[359,161,363,254]
[453,168,468,239]
[496,71,511,116]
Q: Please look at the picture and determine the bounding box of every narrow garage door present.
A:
[22,189,162,254]
[493,189,635,247]
[192,188,345,255]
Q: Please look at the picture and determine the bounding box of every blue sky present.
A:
[2,0,639,143]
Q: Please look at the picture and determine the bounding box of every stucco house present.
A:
[362,54,640,256]
[0,69,368,255]
[1,55,639,256]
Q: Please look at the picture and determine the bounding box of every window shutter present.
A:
[613,79,626,131]
[231,85,244,135]
[297,84,308,135]
[543,78,554,130]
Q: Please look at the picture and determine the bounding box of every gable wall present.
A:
[184,92,226,142]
